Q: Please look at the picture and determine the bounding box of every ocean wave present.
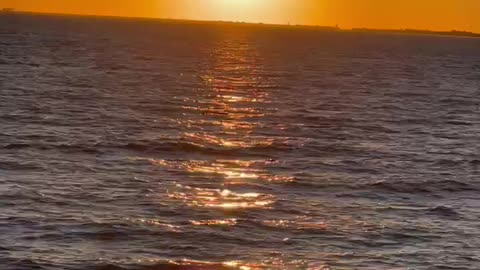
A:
[1,139,296,156]
[123,141,280,156]
[1,142,101,154]
[1,259,49,270]
[365,179,477,194]
[0,160,43,171]
[427,206,461,218]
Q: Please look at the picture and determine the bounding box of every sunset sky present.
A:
[4,0,479,32]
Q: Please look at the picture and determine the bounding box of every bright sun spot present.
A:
[206,0,270,22]
[217,0,258,8]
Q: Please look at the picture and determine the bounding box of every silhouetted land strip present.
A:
[3,10,480,38]
[351,28,480,38]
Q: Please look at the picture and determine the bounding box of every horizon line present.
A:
[3,9,480,37]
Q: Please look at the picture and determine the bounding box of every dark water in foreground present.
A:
[1,14,480,270]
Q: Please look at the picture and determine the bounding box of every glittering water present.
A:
[1,14,480,270]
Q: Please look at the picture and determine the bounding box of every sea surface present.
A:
[0,14,479,270]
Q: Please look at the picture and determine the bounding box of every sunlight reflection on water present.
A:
[167,184,276,209]
[152,34,290,212]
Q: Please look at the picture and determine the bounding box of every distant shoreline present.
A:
[2,10,480,38]
[349,28,480,38]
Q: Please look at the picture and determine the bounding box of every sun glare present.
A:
[205,0,270,22]
[214,0,261,9]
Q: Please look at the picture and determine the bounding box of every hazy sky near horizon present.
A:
[3,0,479,32]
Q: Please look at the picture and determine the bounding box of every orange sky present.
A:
[3,0,479,32]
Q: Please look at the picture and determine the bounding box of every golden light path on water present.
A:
[114,258,324,270]
[129,31,327,269]
[160,32,289,210]
[168,184,276,209]
[145,159,294,184]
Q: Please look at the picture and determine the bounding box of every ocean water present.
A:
[0,14,479,270]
